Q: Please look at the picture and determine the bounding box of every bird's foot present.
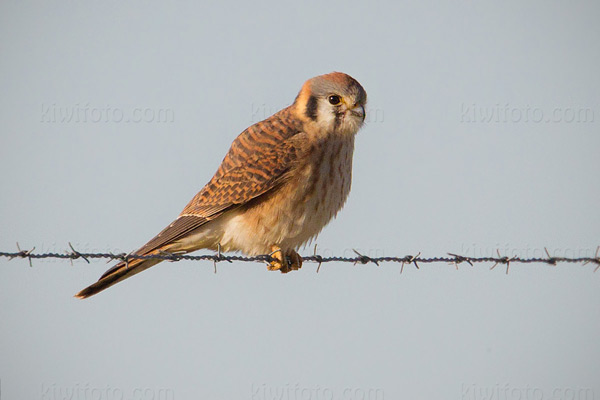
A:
[268,246,302,273]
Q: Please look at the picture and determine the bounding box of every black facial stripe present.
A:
[333,111,344,130]
[305,95,318,121]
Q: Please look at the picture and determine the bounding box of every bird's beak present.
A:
[349,104,366,121]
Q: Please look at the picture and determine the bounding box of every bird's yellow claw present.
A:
[268,246,302,273]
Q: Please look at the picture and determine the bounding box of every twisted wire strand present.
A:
[1,243,598,273]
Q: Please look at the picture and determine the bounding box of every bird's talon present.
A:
[268,246,284,271]
[267,246,302,273]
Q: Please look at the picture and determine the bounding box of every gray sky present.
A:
[1,1,599,399]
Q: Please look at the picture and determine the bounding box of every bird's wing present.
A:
[122,110,305,262]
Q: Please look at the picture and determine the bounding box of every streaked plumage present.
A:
[76,72,367,298]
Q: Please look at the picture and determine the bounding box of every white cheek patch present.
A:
[312,99,364,136]
[316,100,336,128]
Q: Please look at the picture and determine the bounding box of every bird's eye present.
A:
[328,95,342,106]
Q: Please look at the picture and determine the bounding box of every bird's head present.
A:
[293,72,367,136]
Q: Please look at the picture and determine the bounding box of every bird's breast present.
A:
[296,135,355,223]
[220,134,356,254]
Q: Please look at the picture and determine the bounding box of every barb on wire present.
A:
[14,242,35,267]
[313,244,323,273]
[490,250,515,274]
[448,253,473,270]
[352,249,379,266]
[544,247,557,266]
[0,243,599,272]
[68,242,89,265]
[583,246,600,272]
[400,253,421,274]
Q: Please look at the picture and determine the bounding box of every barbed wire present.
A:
[1,243,599,274]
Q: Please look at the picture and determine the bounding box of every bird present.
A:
[75,72,367,299]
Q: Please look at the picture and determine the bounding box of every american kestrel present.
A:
[76,72,367,298]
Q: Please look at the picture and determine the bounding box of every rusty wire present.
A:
[1,243,599,274]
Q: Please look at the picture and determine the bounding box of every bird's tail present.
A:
[74,255,162,299]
